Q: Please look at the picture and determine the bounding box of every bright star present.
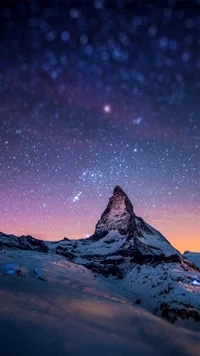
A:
[72,192,82,202]
[73,196,79,202]
[103,105,111,113]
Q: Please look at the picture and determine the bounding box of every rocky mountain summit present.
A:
[90,185,178,256]
[92,185,137,239]
[1,186,200,330]
[49,185,180,273]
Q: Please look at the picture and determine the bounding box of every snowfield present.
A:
[1,249,200,356]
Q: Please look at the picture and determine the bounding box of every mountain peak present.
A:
[91,186,136,240]
[113,185,126,196]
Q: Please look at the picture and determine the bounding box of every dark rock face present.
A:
[25,235,48,252]
[0,232,48,253]
[160,302,200,324]
[91,185,137,240]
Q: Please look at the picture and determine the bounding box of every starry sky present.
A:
[0,0,199,253]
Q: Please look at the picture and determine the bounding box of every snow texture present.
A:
[1,186,200,354]
[0,249,200,356]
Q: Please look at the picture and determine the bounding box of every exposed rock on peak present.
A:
[113,185,126,196]
[89,186,178,258]
[91,185,136,240]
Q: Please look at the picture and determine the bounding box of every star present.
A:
[72,192,82,202]
[103,105,111,113]
[73,196,79,202]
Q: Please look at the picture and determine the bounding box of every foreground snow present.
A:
[1,249,200,356]
[1,234,200,329]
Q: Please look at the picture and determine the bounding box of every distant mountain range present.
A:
[1,185,200,330]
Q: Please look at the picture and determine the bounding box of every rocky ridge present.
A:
[1,186,200,329]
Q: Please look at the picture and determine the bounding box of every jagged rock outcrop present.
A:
[89,185,178,258]
[91,185,137,240]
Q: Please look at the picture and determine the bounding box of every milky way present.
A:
[0,0,199,252]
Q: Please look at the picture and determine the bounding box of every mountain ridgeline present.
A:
[1,186,200,329]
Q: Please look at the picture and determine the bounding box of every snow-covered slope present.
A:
[120,255,200,328]
[1,186,200,332]
[184,251,200,269]
[1,248,200,356]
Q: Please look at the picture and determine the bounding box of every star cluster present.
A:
[0,0,199,252]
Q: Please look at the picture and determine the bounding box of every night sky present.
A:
[0,0,199,253]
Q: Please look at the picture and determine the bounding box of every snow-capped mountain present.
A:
[47,185,180,276]
[91,185,179,256]
[0,186,200,331]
